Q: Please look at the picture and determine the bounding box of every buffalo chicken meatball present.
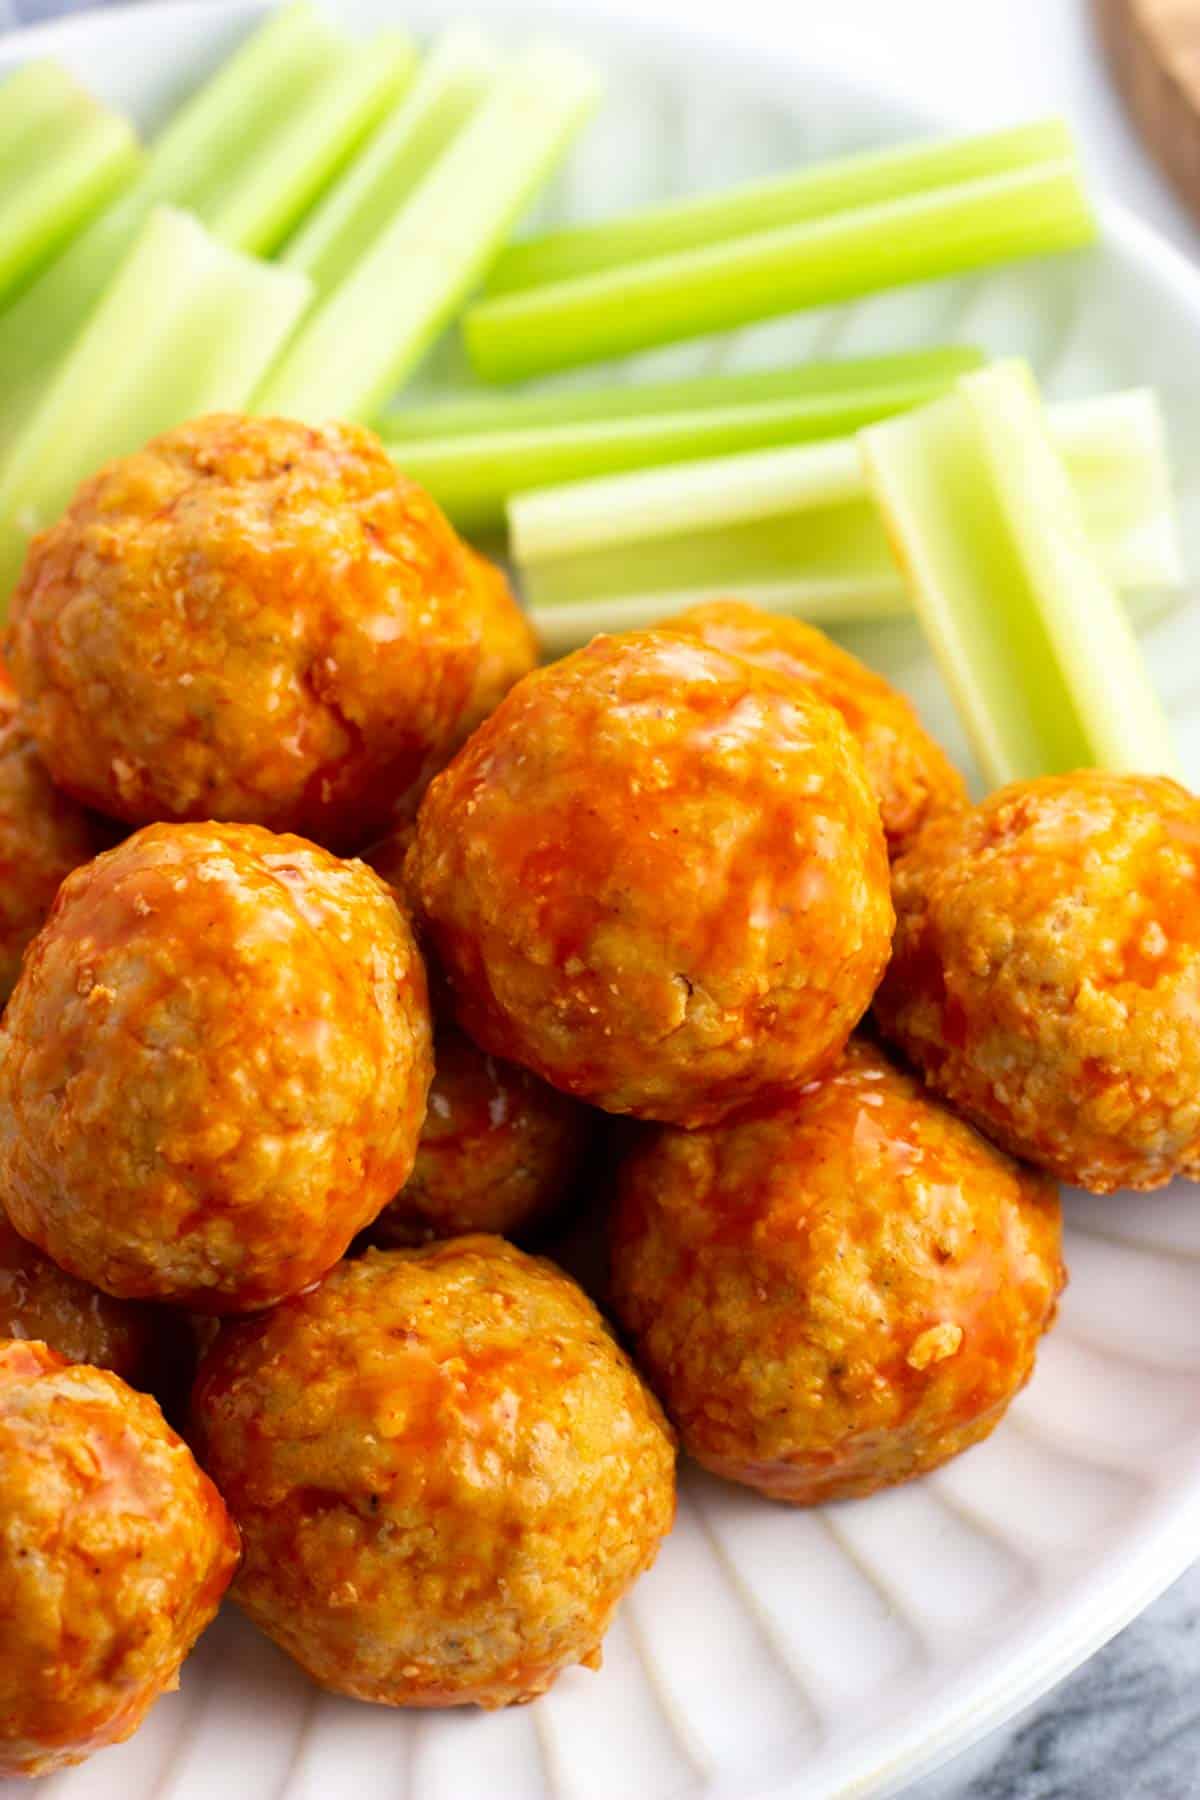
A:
[0,1212,165,1387]
[372,1025,591,1245]
[611,1038,1064,1504]
[410,630,893,1126]
[0,1339,238,1777]
[666,599,967,858]
[9,415,527,851]
[876,772,1200,1193]
[0,822,432,1311]
[0,707,113,1004]
[192,1240,676,1708]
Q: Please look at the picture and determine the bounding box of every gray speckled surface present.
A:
[907,1568,1200,1799]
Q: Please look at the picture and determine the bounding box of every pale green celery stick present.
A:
[0,64,140,301]
[860,361,1177,786]
[528,582,910,657]
[111,2,337,216]
[382,348,984,532]
[0,62,74,172]
[387,387,939,534]
[205,32,416,258]
[486,118,1075,293]
[282,25,497,299]
[512,434,869,563]
[389,346,986,436]
[520,501,902,611]
[0,207,311,608]
[257,43,602,423]
[1050,389,1183,590]
[0,2,336,439]
[510,390,1181,625]
[465,159,1097,383]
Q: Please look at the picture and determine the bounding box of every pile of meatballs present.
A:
[2,411,1197,1779]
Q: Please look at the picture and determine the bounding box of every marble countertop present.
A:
[2,0,1197,1793]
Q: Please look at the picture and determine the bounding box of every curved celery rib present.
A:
[389,347,983,438]
[0,63,140,304]
[509,391,1182,633]
[528,582,911,657]
[110,2,337,219]
[382,348,983,533]
[860,362,1177,786]
[465,160,1096,384]
[486,119,1075,295]
[282,25,498,300]
[0,207,311,608]
[0,3,354,440]
[204,32,416,258]
[257,43,601,424]
[520,501,902,614]
[512,435,867,562]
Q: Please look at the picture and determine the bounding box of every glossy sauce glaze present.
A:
[664,598,967,858]
[0,692,114,1004]
[372,1024,593,1245]
[611,1037,1063,1504]
[410,630,893,1126]
[192,1239,675,1708]
[0,1214,170,1390]
[877,772,1200,1191]
[8,415,519,851]
[0,1338,238,1777]
[0,821,432,1310]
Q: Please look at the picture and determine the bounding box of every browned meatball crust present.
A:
[0,707,113,1004]
[611,1038,1064,1504]
[8,415,502,850]
[876,773,1200,1192]
[192,1240,676,1708]
[666,599,967,857]
[0,1212,166,1388]
[410,630,893,1126]
[372,1025,591,1245]
[0,821,432,1310]
[0,1338,238,1777]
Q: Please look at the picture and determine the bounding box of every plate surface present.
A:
[4,4,1200,1797]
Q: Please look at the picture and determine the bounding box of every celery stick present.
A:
[510,392,1172,560]
[387,386,944,534]
[0,64,140,302]
[205,32,416,258]
[520,500,902,612]
[109,3,337,220]
[528,582,910,657]
[487,119,1075,295]
[0,3,337,440]
[389,346,983,438]
[0,61,75,172]
[512,435,867,562]
[0,207,311,607]
[511,391,1181,626]
[382,348,983,532]
[859,362,1177,786]
[282,25,497,299]
[1048,390,1183,591]
[465,160,1097,384]
[257,43,602,423]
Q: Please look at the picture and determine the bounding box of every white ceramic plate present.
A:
[4,4,1200,1797]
